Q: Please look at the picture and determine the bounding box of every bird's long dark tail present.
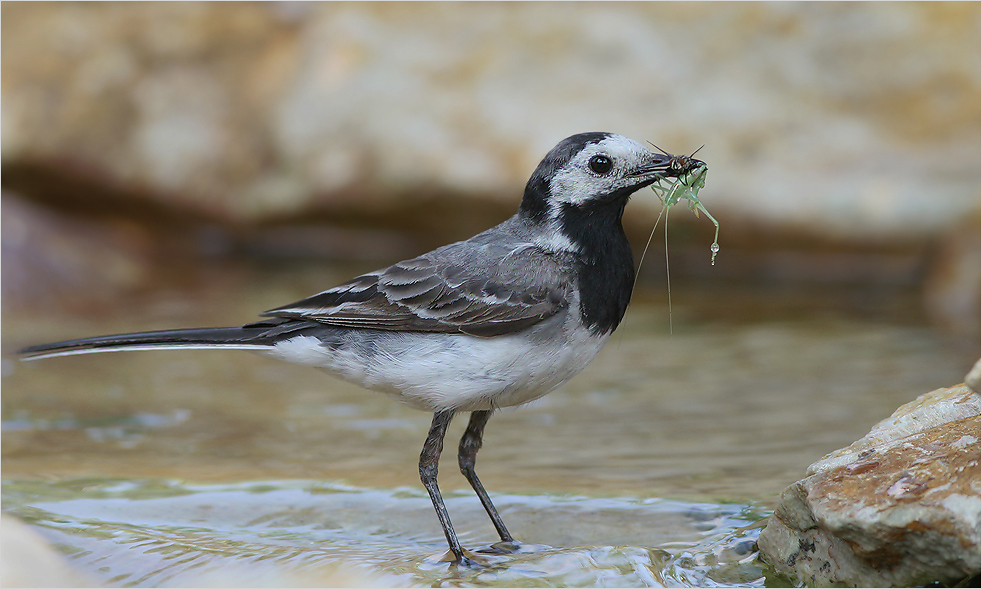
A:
[18,319,301,360]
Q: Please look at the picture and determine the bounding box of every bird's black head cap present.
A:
[520,132,612,223]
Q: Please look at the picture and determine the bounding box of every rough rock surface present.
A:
[757,384,981,587]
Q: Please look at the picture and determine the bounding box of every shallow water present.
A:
[2,261,975,586]
[4,478,771,587]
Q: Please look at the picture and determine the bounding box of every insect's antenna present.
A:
[646,141,671,156]
[632,204,667,306]
[664,205,673,335]
[689,144,706,158]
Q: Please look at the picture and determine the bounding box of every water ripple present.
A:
[4,478,774,587]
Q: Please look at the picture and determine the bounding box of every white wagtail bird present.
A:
[19,132,704,565]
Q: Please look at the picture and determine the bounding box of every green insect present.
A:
[647,147,719,265]
[635,146,719,333]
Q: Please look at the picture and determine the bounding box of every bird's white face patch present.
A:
[547,135,655,210]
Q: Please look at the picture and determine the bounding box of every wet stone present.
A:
[757,384,981,587]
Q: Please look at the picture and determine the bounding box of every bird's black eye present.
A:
[588,154,613,175]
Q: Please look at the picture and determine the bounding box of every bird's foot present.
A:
[428,541,551,567]
[478,540,522,554]
[432,547,484,567]
[478,540,551,555]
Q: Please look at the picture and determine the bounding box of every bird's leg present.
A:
[458,410,515,544]
[420,409,471,565]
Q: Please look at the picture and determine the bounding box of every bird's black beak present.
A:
[630,153,673,179]
[633,150,707,180]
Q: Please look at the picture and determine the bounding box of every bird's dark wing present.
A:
[260,233,570,337]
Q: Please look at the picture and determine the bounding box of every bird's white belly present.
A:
[263,316,609,412]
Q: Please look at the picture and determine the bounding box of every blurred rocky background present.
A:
[2,1,979,344]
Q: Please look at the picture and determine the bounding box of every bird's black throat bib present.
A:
[558,196,635,336]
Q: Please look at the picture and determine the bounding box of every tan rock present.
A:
[0,515,93,587]
[2,2,978,235]
[758,385,981,587]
